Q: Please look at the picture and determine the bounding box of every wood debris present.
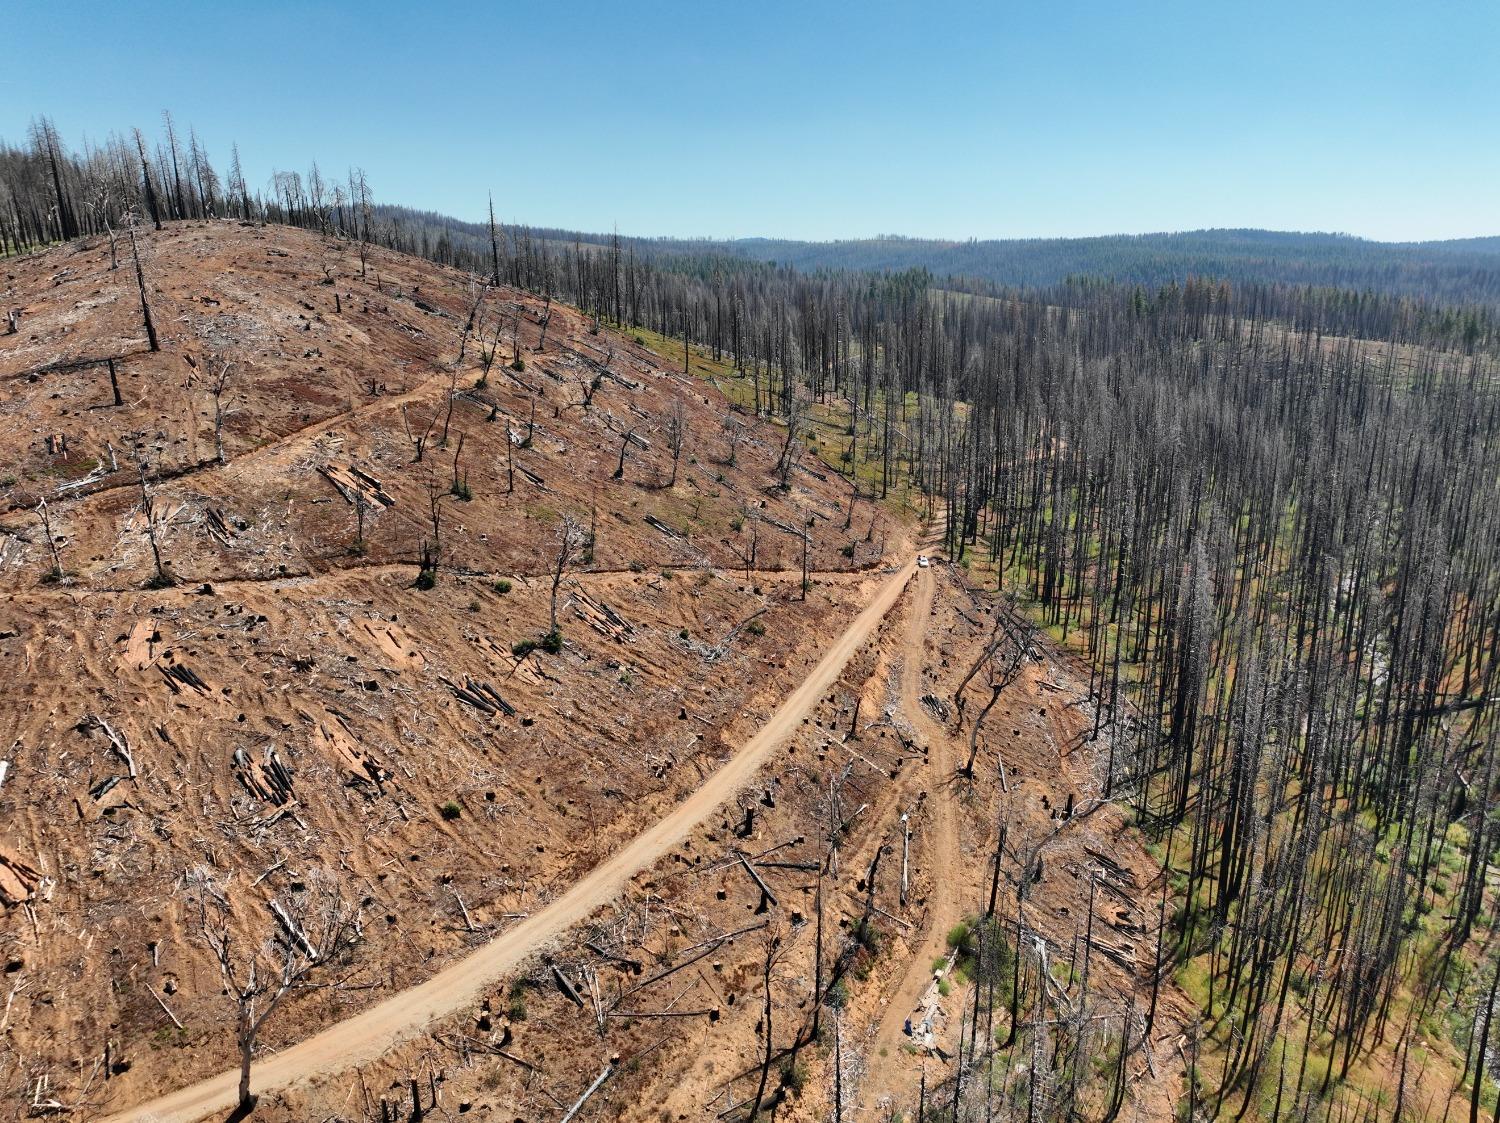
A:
[120,618,161,670]
[572,587,632,641]
[441,676,517,717]
[0,845,40,908]
[644,514,682,539]
[358,619,425,670]
[319,461,395,508]
[234,744,294,805]
[204,506,237,546]
[302,707,392,792]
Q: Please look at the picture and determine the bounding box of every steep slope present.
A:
[0,223,1194,1123]
[0,221,908,1117]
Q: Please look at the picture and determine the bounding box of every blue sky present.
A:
[3,0,1496,241]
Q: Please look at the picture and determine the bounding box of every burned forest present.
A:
[0,118,1496,1123]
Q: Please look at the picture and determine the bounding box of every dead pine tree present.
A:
[136,459,173,587]
[209,357,234,464]
[664,399,686,488]
[126,218,160,353]
[546,516,584,644]
[192,868,363,1118]
[402,404,436,462]
[36,499,64,582]
[106,357,124,407]
[612,428,635,480]
[749,926,786,1119]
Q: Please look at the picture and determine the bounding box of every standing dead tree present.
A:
[192,869,363,1116]
[955,608,1035,777]
[455,281,486,368]
[126,218,160,353]
[402,404,437,463]
[536,296,553,352]
[774,392,807,490]
[136,459,173,587]
[612,428,636,480]
[208,357,235,464]
[721,416,744,467]
[664,400,686,488]
[749,925,787,1120]
[35,499,64,582]
[547,516,585,640]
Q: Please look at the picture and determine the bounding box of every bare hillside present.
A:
[0,224,1185,1123]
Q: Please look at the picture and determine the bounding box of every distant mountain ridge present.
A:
[378,207,1500,307]
[663,227,1500,304]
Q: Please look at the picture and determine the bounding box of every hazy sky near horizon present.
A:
[4,0,1496,242]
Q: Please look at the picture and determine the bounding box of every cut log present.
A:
[738,854,779,908]
[560,1063,615,1123]
[552,963,585,1007]
[643,514,682,539]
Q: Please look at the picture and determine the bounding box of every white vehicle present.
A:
[917,554,930,568]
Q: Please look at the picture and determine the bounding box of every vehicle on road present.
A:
[917,554,930,568]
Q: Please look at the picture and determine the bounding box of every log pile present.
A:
[204,506,238,546]
[572,588,632,641]
[319,461,395,508]
[157,653,213,699]
[234,744,295,805]
[441,675,518,717]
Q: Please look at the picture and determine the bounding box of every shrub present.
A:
[746,620,766,636]
[440,800,462,820]
[493,579,512,594]
[539,629,563,654]
[450,479,473,501]
[512,638,537,657]
[840,543,855,558]
[414,568,437,590]
[779,1059,807,1093]
[510,357,525,371]
[679,628,690,640]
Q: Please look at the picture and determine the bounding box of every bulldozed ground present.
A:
[0,222,1188,1121]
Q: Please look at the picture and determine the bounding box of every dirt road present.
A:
[855,564,968,1117]
[102,556,919,1123]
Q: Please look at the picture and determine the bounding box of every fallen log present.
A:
[552,963,585,1007]
[560,1063,615,1123]
[738,854,778,907]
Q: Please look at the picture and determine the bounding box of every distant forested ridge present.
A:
[637,228,1500,308]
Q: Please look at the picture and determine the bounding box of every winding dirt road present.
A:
[103,555,920,1123]
[856,563,968,1117]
